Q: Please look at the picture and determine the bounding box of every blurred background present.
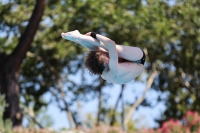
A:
[0,0,200,132]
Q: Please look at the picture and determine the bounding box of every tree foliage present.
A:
[149,0,200,123]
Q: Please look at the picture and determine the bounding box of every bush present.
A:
[0,95,13,133]
[139,110,200,133]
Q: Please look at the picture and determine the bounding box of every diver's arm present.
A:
[86,32,119,73]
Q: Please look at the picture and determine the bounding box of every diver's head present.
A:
[84,51,109,75]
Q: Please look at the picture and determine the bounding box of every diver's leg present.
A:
[61,30,144,62]
[85,32,144,61]
[84,32,144,61]
[61,30,107,51]
[115,45,144,62]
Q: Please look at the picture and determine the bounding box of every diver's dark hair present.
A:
[84,51,107,75]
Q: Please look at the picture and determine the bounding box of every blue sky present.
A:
[39,71,167,130]
[46,83,166,130]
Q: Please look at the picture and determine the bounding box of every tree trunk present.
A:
[96,86,102,126]
[96,78,105,126]
[123,65,158,130]
[57,79,76,128]
[0,54,22,127]
[0,0,45,127]
[110,84,125,126]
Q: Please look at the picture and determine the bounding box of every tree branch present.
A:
[10,0,46,70]
[123,65,158,129]
[50,81,76,129]
[178,68,195,93]
[29,115,44,129]
[110,84,125,126]
[96,78,105,126]
[56,79,76,128]
[23,107,43,129]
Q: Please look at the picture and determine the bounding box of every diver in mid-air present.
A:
[61,30,145,84]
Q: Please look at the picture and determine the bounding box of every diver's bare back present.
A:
[101,60,144,84]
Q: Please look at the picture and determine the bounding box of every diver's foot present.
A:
[61,30,81,42]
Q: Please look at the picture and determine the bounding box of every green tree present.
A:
[0,0,45,127]
[0,95,12,133]
[3,0,200,130]
[125,0,200,126]
[146,0,200,124]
